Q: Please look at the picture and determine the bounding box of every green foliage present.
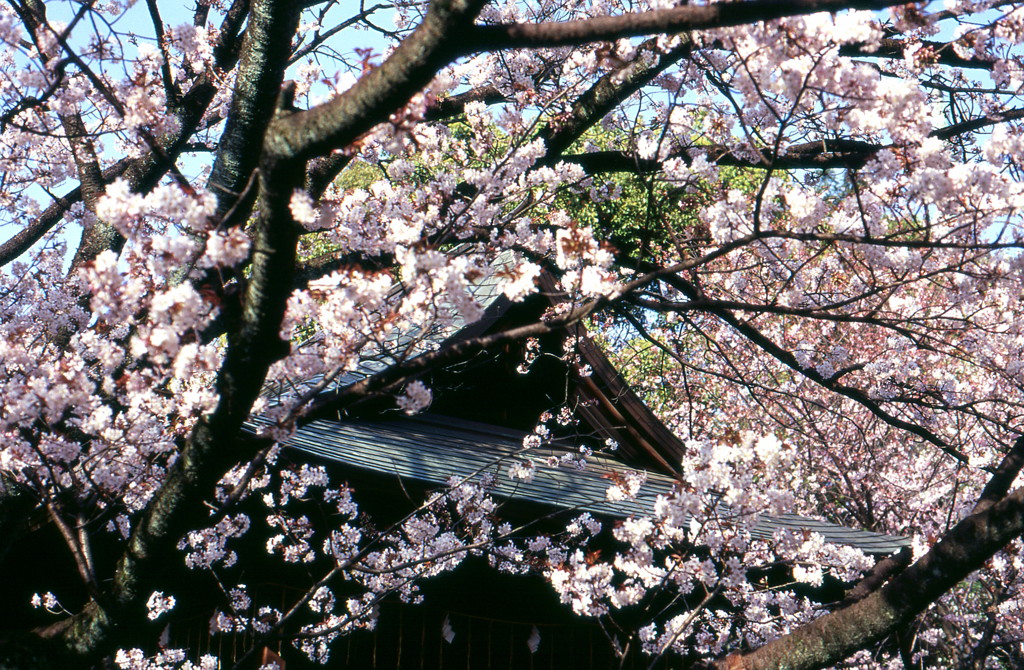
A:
[554,126,768,265]
[335,160,382,191]
[299,161,382,265]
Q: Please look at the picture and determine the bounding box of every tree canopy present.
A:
[2,0,1024,667]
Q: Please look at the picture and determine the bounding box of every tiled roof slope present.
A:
[270,413,910,555]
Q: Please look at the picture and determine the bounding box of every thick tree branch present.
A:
[564,137,881,174]
[932,105,1024,141]
[206,0,303,224]
[715,484,1024,670]
[972,436,1024,515]
[839,547,913,606]
[0,0,245,270]
[52,132,307,670]
[210,0,251,69]
[264,0,489,161]
[305,153,353,198]
[539,37,693,162]
[60,112,125,272]
[33,1,305,660]
[0,158,131,268]
[560,101,1024,179]
[425,84,509,121]
[459,0,910,53]
[840,38,997,70]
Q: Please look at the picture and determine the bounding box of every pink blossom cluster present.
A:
[6,0,1024,666]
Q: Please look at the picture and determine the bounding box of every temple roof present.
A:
[261,251,910,555]
[260,413,910,555]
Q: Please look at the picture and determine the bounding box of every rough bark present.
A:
[206,0,303,225]
[62,112,125,272]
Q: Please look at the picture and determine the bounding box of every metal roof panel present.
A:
[260,415,910,555]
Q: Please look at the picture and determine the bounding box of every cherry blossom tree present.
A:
[2,0,1024,667]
